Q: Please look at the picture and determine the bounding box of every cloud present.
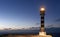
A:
[47,24,60,28]
[55,18,60,22]
[35,23,40,25]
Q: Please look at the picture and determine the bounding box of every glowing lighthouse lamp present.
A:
[39,7,52,37]
[40,7,45,11]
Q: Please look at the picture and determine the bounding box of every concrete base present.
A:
[39,32,52,37]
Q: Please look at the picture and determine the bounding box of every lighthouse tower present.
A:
[39,7,52,37]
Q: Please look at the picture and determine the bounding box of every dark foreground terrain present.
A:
[0,28,60,37]
[0,33,60,37]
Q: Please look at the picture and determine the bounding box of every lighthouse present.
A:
[40,7,45,32]
[39,7,52,37]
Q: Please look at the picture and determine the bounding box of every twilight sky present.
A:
[0,0,60,29]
